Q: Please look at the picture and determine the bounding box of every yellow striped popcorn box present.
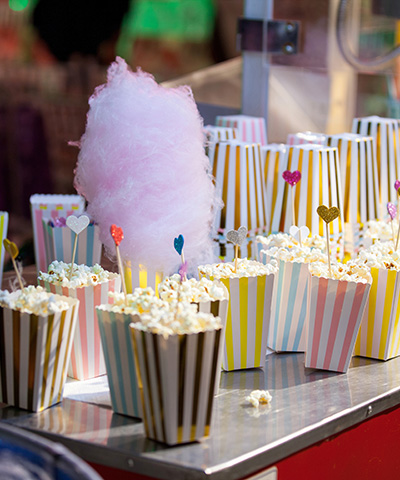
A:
[211,140,268,260]
[123,262,163,296]
[42,220,102,267]
[355,267,400,361]
[260,144,287,235]
[30,194,85,273]
[286,131,327,146]
[205,125,238,167]
[216,114,267,145]
[96,309,142,419]
[0,293,79,411]
[326,133,379,256]
[270,144,344,260]
[306,275,371,373]
[220,272,275,371]
[352,116,400,215]
[130,326,224,445]
[0,212,8,287]
[39,273,121,381]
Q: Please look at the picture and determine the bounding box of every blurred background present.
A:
[0,0,400,264]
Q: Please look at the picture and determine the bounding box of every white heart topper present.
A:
[66,215,90,235]
[226,226,248,246]
[289,225,310,240]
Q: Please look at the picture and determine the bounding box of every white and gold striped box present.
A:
[0,293,79,411]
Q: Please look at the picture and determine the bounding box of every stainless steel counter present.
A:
[1,352,400,480]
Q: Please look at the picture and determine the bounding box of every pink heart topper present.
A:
[387,202,397,221]
[395,180,400,193]
[282,170,301,187]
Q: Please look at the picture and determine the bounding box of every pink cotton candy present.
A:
[73,57,220,275]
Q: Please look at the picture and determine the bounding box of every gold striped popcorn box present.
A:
[218,270,275,371]
[212,140,268,260]
[123,262,163,296]
[39,274,121,380]
[216,114,267,145]
[0,293,79,412]
[352,116,400,215]
[355,267,400,361]
[305,275,371,373]
[260,144,287,236]
[205,125,238,167]
[268,259,311,353]
[42,220,102,268]
[286,131,327,146]
[326,133,379,256]
[96,309,142,419]
[30,194,85,273]
[270,144,344,260]
[0,212,8,287]
[130,325,224,445]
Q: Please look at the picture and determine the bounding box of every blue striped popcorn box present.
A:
[42,220,102,268]
[0,292,79,411]
[0,212,8,287]
[30,194,85,273]
[268,259,311,353]
[130,325,224,445]
[96,308,142,419]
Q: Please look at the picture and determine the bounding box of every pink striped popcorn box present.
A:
[130,325,224,445]
[30,194,85,273]
[39,274,121,380]
[216,115,267,145]
[305,275,371,373]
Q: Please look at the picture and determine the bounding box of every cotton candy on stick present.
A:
[73,57,219,276]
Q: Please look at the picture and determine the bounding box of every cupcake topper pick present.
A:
[283,170,302,246]
[226,226,248,273]
[387,202,397,245]
[3,239,24,290]
[110,224,127,298]
[395,180,400,224]
[317,205,340,278]
[174,234,187,281]
[66,214,90,280]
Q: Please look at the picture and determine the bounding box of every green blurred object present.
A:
[9,0,29,11]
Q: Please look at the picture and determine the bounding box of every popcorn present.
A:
[38,261,112,288]
[198,258,277,279]
[261,245,327,264]
[0,285,70,315]
[354,241,400,271]
[245,390,272,408]
[99,287,168,315]
[364,219,398,242]
[158,274,228,303]
[256,233,326,251]
[131,302,222,337]
[308,261,372,283]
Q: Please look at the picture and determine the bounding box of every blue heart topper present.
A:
[174,234,184,255]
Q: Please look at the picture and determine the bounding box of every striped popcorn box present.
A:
[268,259,311,353]
[270,144,345,260]
[42,220,102,267]
[39,273,121,380]
[216,114,267,145]
[0,212,8,287]
[212,140,268,260]
[219,271,275,371]
[205,125,238,168]
[130,326,223,445]
[30,194,85,273]
[0,292,79,411]
[326,133,379,256]
[124,262,163,295]
[96,309,142,419]
[352,116,400,215]
[305,275,371,373]
[261,144,287,234]
[286,131,327,146]
[355,267,400,361]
